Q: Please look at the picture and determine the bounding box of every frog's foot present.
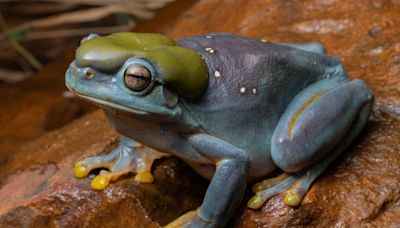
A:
[132,145,171,184]
[164,209,214,228]
[248,172,312,209]
[251,172,313,207]
[248,173,296,208]
[74,136,170,190]
[251,172,290,193]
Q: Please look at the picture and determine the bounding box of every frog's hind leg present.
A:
[74,135,170,190]
[248,76,373,209]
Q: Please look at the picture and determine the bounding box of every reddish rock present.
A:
[0,53,96,171]
[0,111,207,227]
[1,0,400,227]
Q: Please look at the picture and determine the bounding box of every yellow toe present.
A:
[247,195,264,209]
[91,175,110,190]
[164,210,198,228]
[134,172,154,183]
[284,189,302,207]
[251,182,264,193]
[74,162,90,179]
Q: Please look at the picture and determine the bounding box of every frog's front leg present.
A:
[74,135,170,190]
[165,134,249,228]
[249,77,373,209]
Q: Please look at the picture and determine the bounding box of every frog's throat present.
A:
[74,92,148,115]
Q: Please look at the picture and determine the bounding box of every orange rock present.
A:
[0,53,96,172]
[1,0,400,227]
[0,111,207,227]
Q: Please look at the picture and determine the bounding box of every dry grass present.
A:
[0,0,174,82]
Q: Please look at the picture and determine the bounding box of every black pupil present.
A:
[124,66,150,91]
[132,75,145,79]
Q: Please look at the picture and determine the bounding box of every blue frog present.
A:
[65,32,373,228]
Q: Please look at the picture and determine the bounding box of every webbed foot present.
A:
[74,135,170,190]
[248,172,308,209]
[251,172,290,193]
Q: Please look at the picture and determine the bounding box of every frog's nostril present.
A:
[78,33,100,47]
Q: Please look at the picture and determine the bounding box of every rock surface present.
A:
[0,53,96,172]
[1,0,400,227]
[0,112,206,227]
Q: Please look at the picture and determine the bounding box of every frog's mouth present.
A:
[73,92,148,115]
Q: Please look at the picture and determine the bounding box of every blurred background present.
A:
[0,0,181,83]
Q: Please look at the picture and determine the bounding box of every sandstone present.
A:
[0,53,96,171]
[0,111,207,227]
[1,0,400,227]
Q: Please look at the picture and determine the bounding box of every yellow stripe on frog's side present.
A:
[288,92,324,138]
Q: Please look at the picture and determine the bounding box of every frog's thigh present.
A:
[248,100,372,209]
[271,78,373,173]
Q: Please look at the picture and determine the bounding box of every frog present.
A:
[65,32,373,228]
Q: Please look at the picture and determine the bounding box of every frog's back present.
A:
[176,33,340,170]
[177,33,340,112]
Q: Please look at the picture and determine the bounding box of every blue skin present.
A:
[66,33,373,228]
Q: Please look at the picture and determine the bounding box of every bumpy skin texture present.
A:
[65,32,373,228]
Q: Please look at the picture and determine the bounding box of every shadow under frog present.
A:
[65,32,373,227]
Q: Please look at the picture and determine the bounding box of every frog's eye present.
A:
[124,65,152,91]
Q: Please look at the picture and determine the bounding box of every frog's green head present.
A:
[65,32,208,117]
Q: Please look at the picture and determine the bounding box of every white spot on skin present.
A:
[252,88,257,94]
[205,47,215,53]
[214,70,221,78]
[206,35,212,39]
[240,87,246,93]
